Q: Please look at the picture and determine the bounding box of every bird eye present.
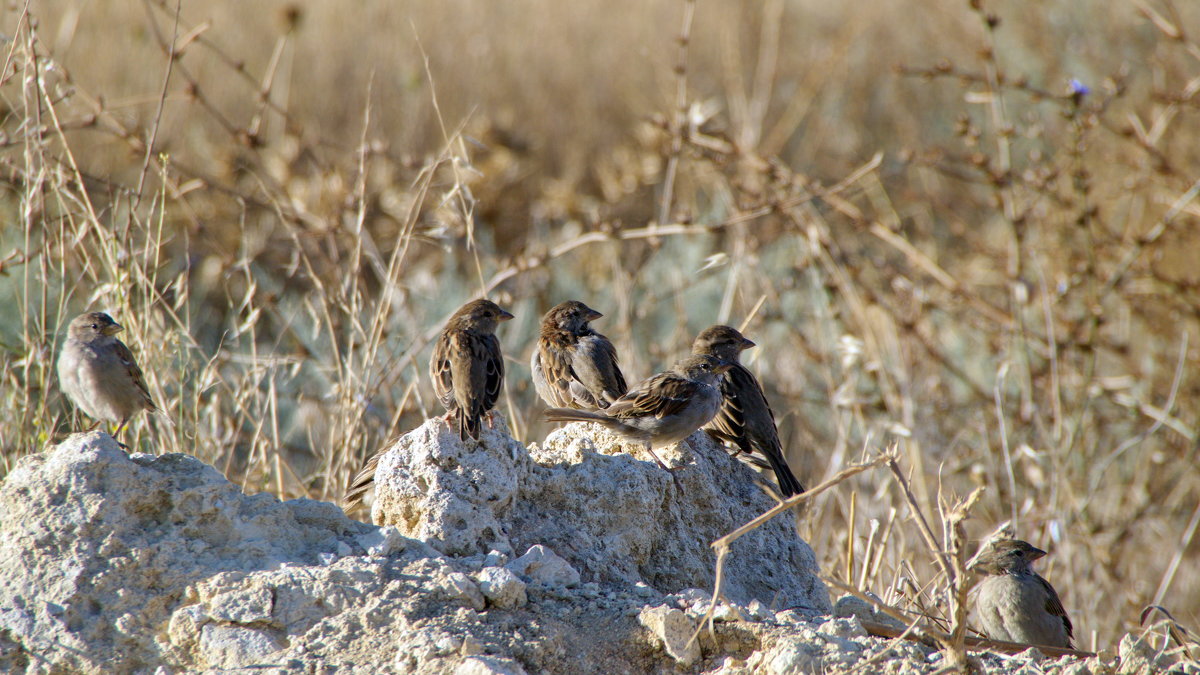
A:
[90,323,98,330]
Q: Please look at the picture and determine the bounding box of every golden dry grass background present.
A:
[3,0,1200,654]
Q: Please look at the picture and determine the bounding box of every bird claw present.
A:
[111,420,131,450]
[646,447,682,473]
[654,456,686,490]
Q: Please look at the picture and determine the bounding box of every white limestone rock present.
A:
[371,417,830,612]
[766,637,823,675]
[638,605,701,666]
[198,623,284,669]
[436,571,486,611]
[0,432,691,673]
[0,432,373,673]
[476,566,527,609]
[456,654,530,675]
[834,593,907,632]
[1116,633,1176,674]
[371,416,525,556]
[0,427,1118,675]
[505,545,580,588]
[357,524,419,557]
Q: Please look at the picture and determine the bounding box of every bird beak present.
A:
[497,309,515,322]
[105,322,124,336]
[1028,546,1047,560]
[585,309,603,322]
[741,337,756,350]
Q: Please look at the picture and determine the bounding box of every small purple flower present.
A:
[1069,79,1090,97]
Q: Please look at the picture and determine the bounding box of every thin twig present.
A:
[688,451,895,649]
[656,0,697,226]
[133,0,180,211]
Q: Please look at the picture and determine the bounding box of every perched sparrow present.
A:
[342,299,513,512]
[430,299,514,441]
[57,312,159,443]
[532,300,627,410]
[972,539,1074,649]
[692,325,805,497]
[543,354,732,471]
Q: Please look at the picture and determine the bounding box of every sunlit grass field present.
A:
[3,0,1199,654]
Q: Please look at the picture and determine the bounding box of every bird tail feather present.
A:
[543,408,607,424]
[460,412,482,441]
[754,439,805,497]
[341,451,381,512]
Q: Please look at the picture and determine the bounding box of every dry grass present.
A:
[2,0,1199,654]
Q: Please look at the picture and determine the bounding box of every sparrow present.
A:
[57,312,159,444]
[543,354,732,471]
[342,299,513,512]
[531,300,627,410]
[430,298,514,441]
[692,325,805,497]
[971,539,1075,649]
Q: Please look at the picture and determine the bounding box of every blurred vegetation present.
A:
[2,0,1199,652]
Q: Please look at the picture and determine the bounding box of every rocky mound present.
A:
[368,416,828,612]
[0,428,1180,674]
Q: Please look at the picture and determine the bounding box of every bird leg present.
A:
[486,409,498,430]
[646,443,687,493]
[112,419,131,450]
[84,420,101,432]
[645,443,681,473]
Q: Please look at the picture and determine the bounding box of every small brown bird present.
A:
[532,301,627,410]
[430,298,514,441]
[543,354,731,471]
[57,312,159,444]
[972,539,1074,649]
[692,325,804,497]
[343,299,513,512]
